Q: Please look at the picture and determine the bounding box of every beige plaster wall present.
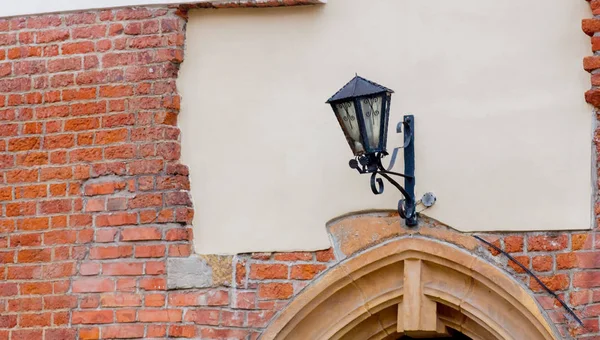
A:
[178,0,593,254]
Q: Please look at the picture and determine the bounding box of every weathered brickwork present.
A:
[0,0,598,339]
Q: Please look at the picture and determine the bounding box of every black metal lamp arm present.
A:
[348,115,418,226]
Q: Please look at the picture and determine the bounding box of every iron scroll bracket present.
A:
[349,115,417,226]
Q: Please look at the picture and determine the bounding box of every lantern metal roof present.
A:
[326,75,394,103]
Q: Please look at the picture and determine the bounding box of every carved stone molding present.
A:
[261,237,558,340]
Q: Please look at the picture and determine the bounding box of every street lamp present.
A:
[327,75,418,226]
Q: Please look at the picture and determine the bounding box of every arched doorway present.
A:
[261,238,557,340]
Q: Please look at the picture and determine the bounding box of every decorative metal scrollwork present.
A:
[349,115,418,226]
[337,102,356,129]
[362,97,380,123]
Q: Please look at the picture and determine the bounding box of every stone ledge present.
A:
[327,213,479,260]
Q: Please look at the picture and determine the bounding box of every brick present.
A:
[19,312,51,327]
[66,13,97,26]
[139,293,164,308]
[0,78,30,92]
[103,113,134,127]
[17,152,48,166]
[49,183,67,196]
[62,42,95,55]
[102,262,143,276]
[14,60,46,75]
[116,8,154,20]
[258,283,293,300]
[95,228,118,243]
[27,16,61,29]
[14,184,47,199]
[583,18,600,36]
[129,193,162,208]
[8,298,42,312]
[0,124,18,137]
[72,25,107,39]
[36,105,71,119]
[12,330,43,340]
[139,277,166,291]
[135,245,166,258]
[169,325,196,338]
[247,310,276,328]
[40,167,72,181]
[139,309,182,322]
[115,309,136,323]
[100,85,134,97]
[250,264,288,280]
[90,245,133,259]
[576,252,600,269]
[530,274,569,292]
[165,228,190,241]
[121,227,161,241]
[573,233,592,250]
[96,129,128,145]
[290,264,327,280]
[72,310,113,324]
[8,47,41,60]
[44,134,75,149]
[101,325,144,339]
[6,202,36,216]
[527,235,567,252]
[531,255,552,272]
[168,244,191,257]
[164,191,191,206]
[221,310,244,327]
[10,233,41,247]
[184,309,219,325]
[44,230,76,245]
[40,199,72,214]
[100,294,142,307]
[18,248,51,263]
[79,262,101,275]
[105,145,135,159]
[42,295,77,310]
[503,236,523,253]
[585,56,600,71]
[84,181,126,195]
[273,252,312,261]
[72,102,106,115]
[8,137,40,151]
[146,261,166,275]
[70,148,102,162]
[17,217,49,231]
[20,282,52,295]
[36,29,69,43]
[65,118,100,131]
[63,88,96,101]
[168,292,202,306]
[0,283,18,296]
[73,278,114,293]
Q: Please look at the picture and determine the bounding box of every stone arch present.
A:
[261,237,558,340]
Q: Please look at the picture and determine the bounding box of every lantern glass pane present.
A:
[334,100,365,155]
[359,94,384,151]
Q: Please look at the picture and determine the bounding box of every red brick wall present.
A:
[0,6,194,340]
[0,1,598,339]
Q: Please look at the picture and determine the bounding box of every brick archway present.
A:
[261,237,558,340]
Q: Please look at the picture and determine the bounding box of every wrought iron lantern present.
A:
[327,75,418,226]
